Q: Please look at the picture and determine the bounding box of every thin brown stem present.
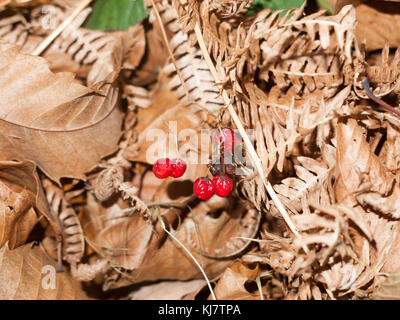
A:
[56,241,63,273]
[362,78,400,119]
[149,0,190,98]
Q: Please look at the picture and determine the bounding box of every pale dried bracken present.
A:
[1,0,400,301]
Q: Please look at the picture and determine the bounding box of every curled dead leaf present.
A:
[0,160,52,249]
[211,261,260,300]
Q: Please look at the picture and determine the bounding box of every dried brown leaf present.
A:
[0,41,122,183]
[372,269,400,299]
[128,90,205,165]
[43,178,85,263]
[211,261,260,300]
[0,242,88,299]
[102,224,232,290]
[183,203,261,259]
[95,209,153,271]
[0,160,52,249]
[336,118,393,202]
[335,118,400,289]
[337,0,400,51]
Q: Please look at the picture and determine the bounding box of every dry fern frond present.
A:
[150,0,182,34]
[162,30,225,114]
[356,177,400,220]
[70,258,109,282]
[151,0,224,114]
[44,8,115,66]
[42,178,85,264]
[123,84,152,110]
[0,14,30,49]
[208,0,252,17]
[274,157,334,214]
[354,45,400,99]
[258,6,359,103]
[93,166,124,202]
[0,1,82,53]
[171,0,258,66]
[259,205,379,298]
[235,85,349,212]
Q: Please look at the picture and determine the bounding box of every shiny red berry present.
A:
[170,158,187,178]
[152,158,171,179]
[212,174,233,197]
[215,128,235,152]
[193,177,214,200]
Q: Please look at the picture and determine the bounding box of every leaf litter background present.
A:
[1,0,400,300]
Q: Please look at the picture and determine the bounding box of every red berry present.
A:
[193,177,214,200]
[152,158,171,179]
[170,158,187,178]
[212,174,233,197]
[215,128,235,152]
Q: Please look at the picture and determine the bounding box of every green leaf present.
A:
[85,0,148,31]
[247,0,305,15]
[316,0,333,14]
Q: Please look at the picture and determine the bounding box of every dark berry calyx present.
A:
[225,164,235,174]
[208,163,223,176]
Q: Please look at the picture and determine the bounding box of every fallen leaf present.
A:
[336,118,393,202]
[211,261,260,300]
[0,40,123,183]
[372,269,400,299]
[336,0,400,51]
[336,118,399,279]
[0,242,88,299]
[95,209,153,270]
[129,90,205,165]
[0,160,52,249]
[103,230,232,290]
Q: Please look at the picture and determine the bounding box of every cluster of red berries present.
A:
[194,127,236,200]
[152,158,187,179]
[193,174,233,200]
[152,127,237,200]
